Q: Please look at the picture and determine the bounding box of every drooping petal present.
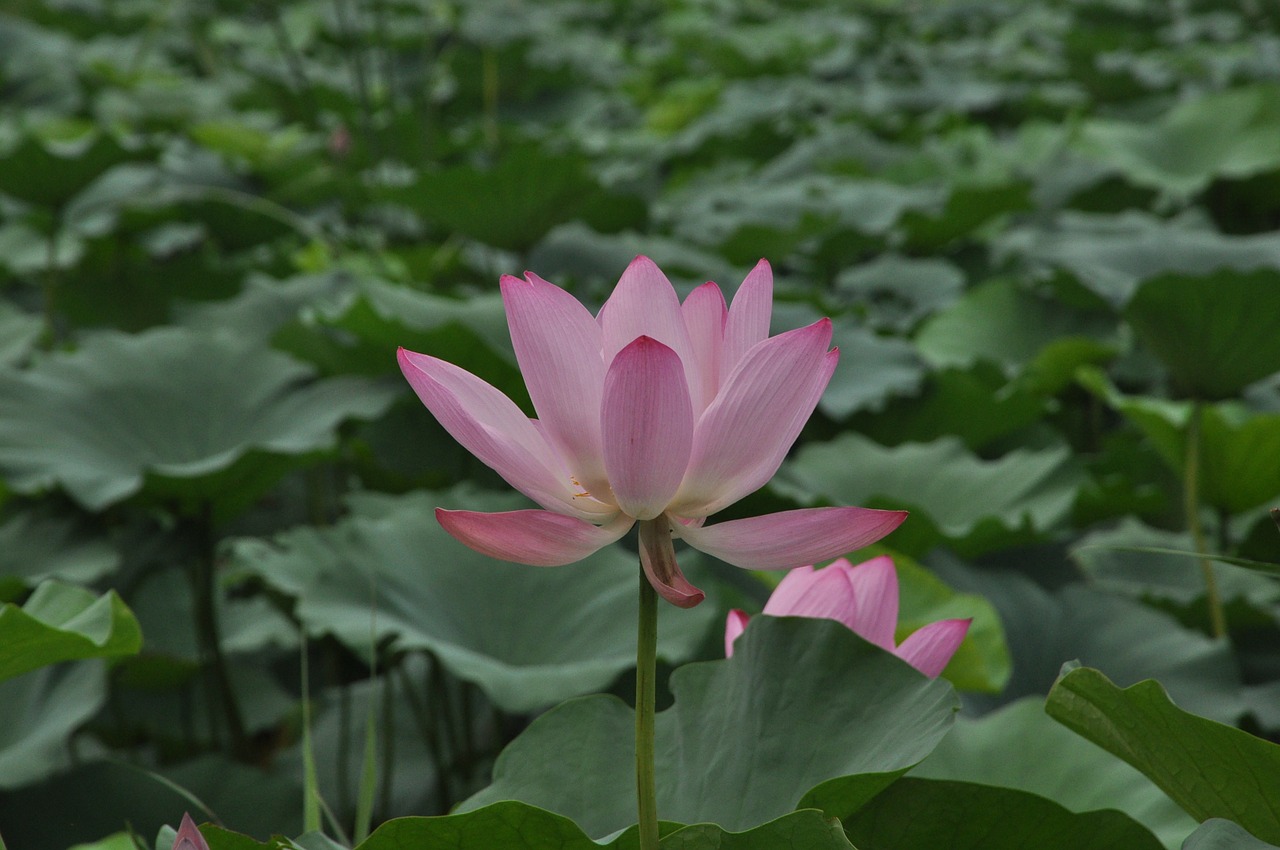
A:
[840,556,899,651]
[722,259,773,376]
[500,272,609,496]
[639,515,704,608]
[435,508,634,566]
[762,564,859,626]
[398,348,600,518]
[597,256,701,404]
[724,609,750,657]
[670,321,836,517]
[673,506,908,570]
[681,282,727,414]
[894,618,972,678]
[601,337,694,520]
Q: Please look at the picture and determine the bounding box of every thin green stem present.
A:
[635,560,660,850]
[1184,401,1227,639]
[190,505,248,757]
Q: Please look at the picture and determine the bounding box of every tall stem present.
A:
[635,561,660,850]
[1184,401,1226,638]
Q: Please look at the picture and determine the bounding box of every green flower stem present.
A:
[636,558,660,850]
[1184,400,1226,639]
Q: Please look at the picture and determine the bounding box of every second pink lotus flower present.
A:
[725,556,972,677]
[398,257,906,607]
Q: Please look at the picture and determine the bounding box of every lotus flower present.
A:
[398,257,906,607]
[172,814,210,850]
[724,555,971,677]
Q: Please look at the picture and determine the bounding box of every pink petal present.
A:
[500,272,609,496]
[639,516,704,608]
[173,814,210,850]
[681,282,728,414]
[840,556,899,651]
[670,321,836,517]
[673,506,908,570]
[398,349,602,519]
[435,508,634,566]
[895,618,972,678]
[762,564,859,626]
[601,337,694,520]
[724,609,750,657]
[722,259,773,376]
[597,256,702,405]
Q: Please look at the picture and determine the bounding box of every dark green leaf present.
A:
[1047,666,1280,843]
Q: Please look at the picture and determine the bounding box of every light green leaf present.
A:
[1182,820,1280,850]
[780,434,1081,555]
[230,488,716,713]
[0,327,396,511]
[461,617,957,836]
[1047,666,1280,844]
[0,582,141,682]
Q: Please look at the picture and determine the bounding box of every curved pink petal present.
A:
[435,508,633,566]
[724,609,750,657]
[597,256,702,405]
[723,259,773,376]
[670,321,836,516]
[681,282,727,414]
[500,272,609,496]
[601,337,694,520]
[639,515,704,608]
[673,506,908,570]
[398,348,601,519]
[841,556,899,650]
[895,618,972,678]
[762,565,859,626]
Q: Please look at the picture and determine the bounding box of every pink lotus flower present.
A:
[398,257,906,607]
[724,555,971,677]
[172,814,210,850]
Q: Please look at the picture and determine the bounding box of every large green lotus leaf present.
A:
[460,617,958,836]
[199,804,857,850]
[1081,371,1280,513]
[229,488,716,713]
[852,364,1046,452]
[779,434,1081,556]
[0,125,139,208]
[1073,519,1279,621]
[1080,86,1280,196]
[915,278,1114,374]
[913,698,1196,849]
[377,144,605,252]
[0,582,141,682]
[0,661,105,789]
[899,181,1033,250]
[833,254,964,332]
[996,212,1280,306]
[0,510,119,599]
[928,554,1244,722]
[1047,666,1280,844]
[844,777,1163,850]
[1183,820,1280,850]
[1125,271,1280,399]
[0,327,396,511]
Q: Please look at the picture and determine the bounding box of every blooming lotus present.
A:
[724,555,972,677]
[398,257,906,607]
